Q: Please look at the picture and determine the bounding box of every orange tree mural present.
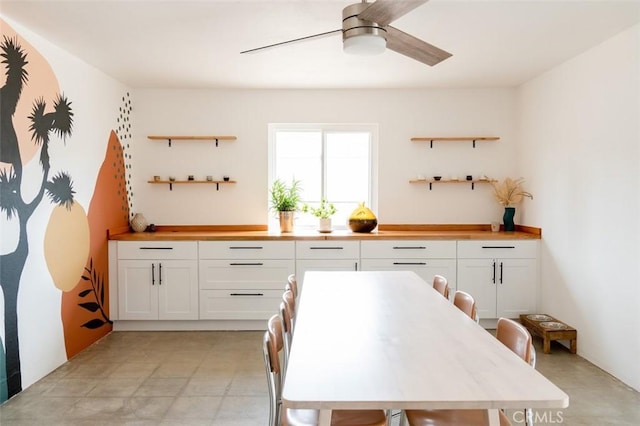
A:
[0,36,81,398]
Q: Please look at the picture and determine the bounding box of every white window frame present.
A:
[268,123,379,231]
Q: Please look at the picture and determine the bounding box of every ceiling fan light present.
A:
[343,33,387,55]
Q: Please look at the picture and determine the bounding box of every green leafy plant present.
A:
[491,177,533,207]
[270,178,301,212]
[302,198,337,219]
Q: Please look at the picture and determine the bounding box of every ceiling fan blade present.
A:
[385,25,452,66]
[358,0,429,26]
[240,29,342,54]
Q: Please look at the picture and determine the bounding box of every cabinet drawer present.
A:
[199,289,283,320]
[199,259,294,290]
[198,241,295,259]
[457,240,538,259]
[296,241,360,259]
[117,241,197,260]
[361,240,456,259]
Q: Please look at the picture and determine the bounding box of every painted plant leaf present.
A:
[80,319,106,329]
[78,302,100,312]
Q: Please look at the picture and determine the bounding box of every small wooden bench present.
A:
[519,314,577,354]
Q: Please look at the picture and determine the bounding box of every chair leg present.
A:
[399,410,409,426]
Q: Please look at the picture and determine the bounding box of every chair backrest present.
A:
[282,289,296,323]
[264,315,284,426]
[432,275,449,299]
[496,317,533,365]
[286,274,298,299]
[453,290,477,320]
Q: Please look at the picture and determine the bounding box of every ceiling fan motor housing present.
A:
[342,2,387,54]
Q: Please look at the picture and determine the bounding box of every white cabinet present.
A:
[295,241,360,288]
[117,242,198,320]
[457,241,538,320]
[361,240,457,299]
[198,241,295,320]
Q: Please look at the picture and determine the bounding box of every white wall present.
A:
[517,24,640,390]
[133,88,520,226]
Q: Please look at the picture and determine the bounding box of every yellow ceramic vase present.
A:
[348,202,377,233]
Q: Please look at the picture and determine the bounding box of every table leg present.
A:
[318,409,332,426]
[488,409,501,426]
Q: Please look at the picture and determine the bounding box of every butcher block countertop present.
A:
[108,224,541,241]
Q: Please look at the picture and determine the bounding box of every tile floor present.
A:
[0,330,638,425]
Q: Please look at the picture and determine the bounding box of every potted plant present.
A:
[270,178,301,232]
[302,198,337,233]
[490,177,533,231]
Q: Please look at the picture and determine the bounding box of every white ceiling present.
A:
[3,0,640,89]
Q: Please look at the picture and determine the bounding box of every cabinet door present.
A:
[360,259,457,299]
[497,258,537,318]
[158,260,199,320]
[118,260,158,320]
[295,259,359,290]
[456,258,497,320]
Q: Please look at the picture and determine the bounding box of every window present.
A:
[268,124,378,230]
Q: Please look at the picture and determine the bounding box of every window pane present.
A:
[326,132,370,203]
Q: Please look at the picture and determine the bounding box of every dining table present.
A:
[281,270,569,426]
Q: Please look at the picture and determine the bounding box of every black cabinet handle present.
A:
[229,262,264,266]
[151,263,155,285]
[492,261,496,284]
[500,262,504,284]
[354,262,358,271]
[393,262,427,265]
[229,293,264,296]
[392,246,426,250]
[481,246,515,249]
[229,246,263,250]
[310,247,344,250]
[158,263,162,285]
[140,247,173,250]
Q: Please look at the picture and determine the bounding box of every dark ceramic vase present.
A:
[503,207,516,232]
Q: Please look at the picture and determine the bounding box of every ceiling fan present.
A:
[240,0,452,66]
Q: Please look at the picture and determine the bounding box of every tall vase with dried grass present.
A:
[490,177,533,231]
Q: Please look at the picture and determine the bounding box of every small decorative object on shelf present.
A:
[302,198,337,233]
[153,175,161,182]
[490,177,533,232]
[348,202,377,233]
[270,178,301,233]
[206,175,213,181]
[223,175,230,182]
[130,213,148,233]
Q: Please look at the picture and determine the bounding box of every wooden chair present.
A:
[453,290,478,322]
[432,275,449,299]
[264,315,388,426]
[401,318,537,426]
[286,274,299,300]
[280,290,296,373]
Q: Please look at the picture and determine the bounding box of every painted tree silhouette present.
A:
[0,36,74,398]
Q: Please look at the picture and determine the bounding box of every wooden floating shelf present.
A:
[148,135,237,147]
[148,180,236,191]
[409,179,496,190]
[411,136,500,148]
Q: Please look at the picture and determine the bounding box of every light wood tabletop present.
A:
[282,271,568,426]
